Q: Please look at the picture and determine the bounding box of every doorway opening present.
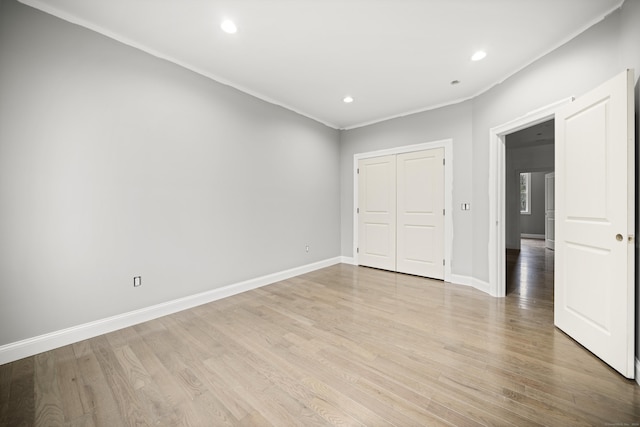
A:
[504,120,555,295]
[487,97,572,297]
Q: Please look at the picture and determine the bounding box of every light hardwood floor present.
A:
[2,240,640,426]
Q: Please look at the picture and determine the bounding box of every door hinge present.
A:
[357,168,360,174]
[443,209,445,215]
[357,247,359,253]
[357,207,359,213]
[443,158,445,166]
[443,259,445,266]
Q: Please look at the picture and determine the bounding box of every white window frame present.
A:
[520,172,531,215]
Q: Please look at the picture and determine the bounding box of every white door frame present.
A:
[353,139,453,282]
[488,98,573,297]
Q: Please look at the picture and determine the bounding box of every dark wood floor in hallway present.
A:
[507,238,554,302]
[2,240,640,426]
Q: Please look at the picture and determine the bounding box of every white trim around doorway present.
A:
[353,139,453,283]
[488,97,573,297]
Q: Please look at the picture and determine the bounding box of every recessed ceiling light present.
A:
[343,96,354,103]
[471,51,487,61]
[221,19,237,34]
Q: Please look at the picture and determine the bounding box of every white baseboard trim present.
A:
[450,274,472,287]
[0,257,342,365]
[473,278,492,295]
[636,358,640,385]
[521,234,545,240]
[340,256,356,265]
[449,274,492,296]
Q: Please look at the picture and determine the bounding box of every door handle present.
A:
[616,234,624,241]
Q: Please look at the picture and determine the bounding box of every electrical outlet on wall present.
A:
[133,276,142,287]
[305,245,309,253]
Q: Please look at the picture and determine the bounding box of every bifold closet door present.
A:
[358,148,444,280]
[396,148,444,279]
[358,155,396,271]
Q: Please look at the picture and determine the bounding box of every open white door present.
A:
[554,69,634,378]
[396,148,444,279]
[358,155,396,271]
[544,172,555,250]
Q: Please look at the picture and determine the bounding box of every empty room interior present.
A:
[2,0,640,425]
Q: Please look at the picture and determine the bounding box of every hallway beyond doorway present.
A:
[506,238,554,302]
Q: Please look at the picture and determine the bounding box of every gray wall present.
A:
[520,172,548,237]
[0,0,340,346]
[339,101,474,278]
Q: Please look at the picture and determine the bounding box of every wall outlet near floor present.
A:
[305,245,309,253]
[133,276,142,287]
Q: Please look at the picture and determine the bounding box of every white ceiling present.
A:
[20,0,623,130]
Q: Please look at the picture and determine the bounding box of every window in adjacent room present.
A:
[520,172,531,214]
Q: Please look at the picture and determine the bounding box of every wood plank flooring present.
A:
[2,239,640,426]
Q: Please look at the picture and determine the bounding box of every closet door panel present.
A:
[396,149,444,279]
[358,155,396,271]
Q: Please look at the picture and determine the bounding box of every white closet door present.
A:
[358,155,396,271]
[396,148,444,279]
